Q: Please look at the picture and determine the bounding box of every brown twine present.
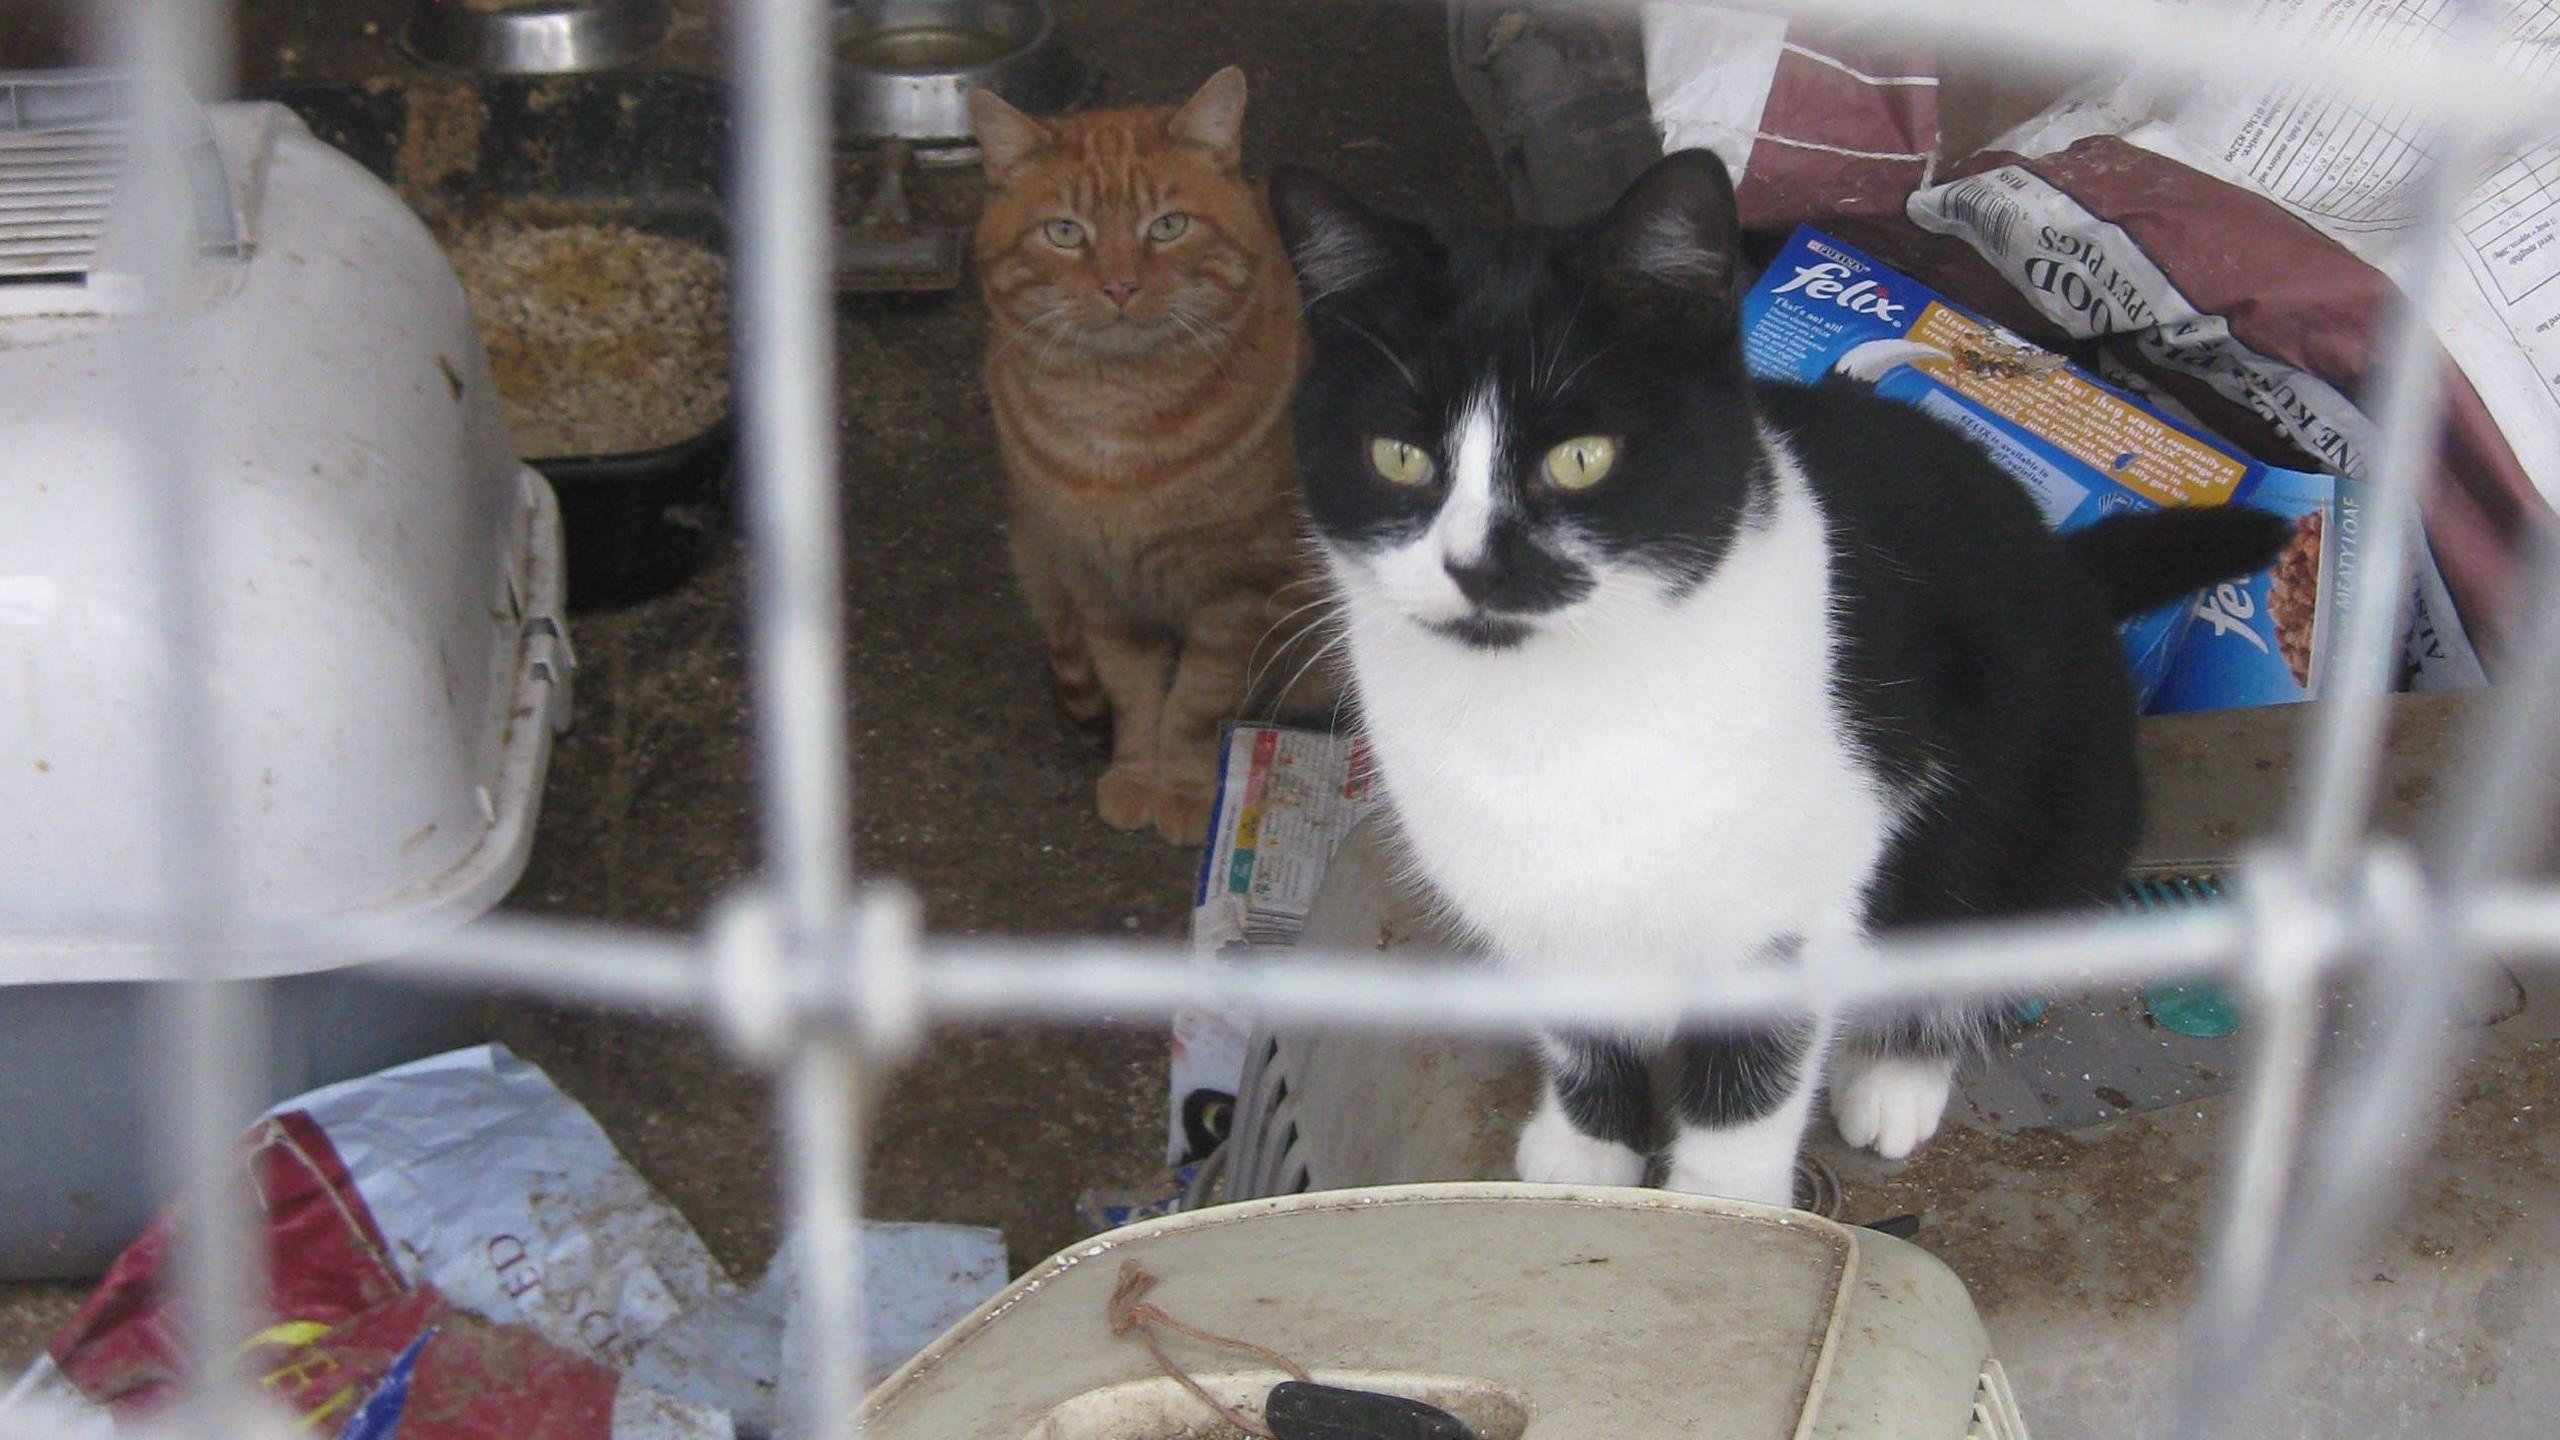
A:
[1106,1261,1312,1440]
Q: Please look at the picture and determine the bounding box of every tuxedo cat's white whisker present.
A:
[1243,596,1348,701]
[1331,317,1421,392]
[1270,625,1355,722]
[1547,330,1635,401]
[1538,290,1589,398]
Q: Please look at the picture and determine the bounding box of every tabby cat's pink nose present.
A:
[1101,278,1141,306]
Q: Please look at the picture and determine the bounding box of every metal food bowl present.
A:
[832,0,1086,145]
[406,0,670,75]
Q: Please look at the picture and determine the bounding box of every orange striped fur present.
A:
[971,69,1338,845]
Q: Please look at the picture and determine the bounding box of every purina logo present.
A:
[1769,262,1907,324]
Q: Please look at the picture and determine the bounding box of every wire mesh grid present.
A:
[26,0,2560,1435]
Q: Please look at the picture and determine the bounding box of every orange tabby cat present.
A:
[970,69,1333,845]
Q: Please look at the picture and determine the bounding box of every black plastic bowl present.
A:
[251,73,735,612]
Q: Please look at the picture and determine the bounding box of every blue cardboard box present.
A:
[1738,227,2345,711]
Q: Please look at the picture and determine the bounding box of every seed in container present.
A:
[441,216,730,459]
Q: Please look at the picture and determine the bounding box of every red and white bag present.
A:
[6,1046,737,1438]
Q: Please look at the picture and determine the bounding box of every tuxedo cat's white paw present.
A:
[1514,1105,1646,1186]
[1663,1124,1800,1208]
[1831,1055,1954,1159]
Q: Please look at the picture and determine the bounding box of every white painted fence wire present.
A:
[58,0,2560,1436]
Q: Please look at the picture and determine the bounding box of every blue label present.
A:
[2147,471,2353,713]
[334,1329,434,1440]
[1740,227,2326,712]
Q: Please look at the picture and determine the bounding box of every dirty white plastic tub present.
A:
[865,1184,2027,1439]
[0,76,571,1277]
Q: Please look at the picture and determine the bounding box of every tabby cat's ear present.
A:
[968,87,1047,187]
[1167,66,1247,171]
[1268,166,1421,306]
[1577,149,1743,336]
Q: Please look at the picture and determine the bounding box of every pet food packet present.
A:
[1173,725,1379,1163]
[1742,225,2294,706]
[1896,3,2524,679]
[2148,470,2378,714]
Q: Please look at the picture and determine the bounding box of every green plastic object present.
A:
[2120,874,2243,1036]
[2142,979,2243,1038]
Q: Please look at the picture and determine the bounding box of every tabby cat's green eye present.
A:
[1146,212,1191,243]
[1543,435,1618,491]
[1367,438,1436,487]
[1042,219,1087,249]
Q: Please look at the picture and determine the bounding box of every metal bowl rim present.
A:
[828,0,1062,80]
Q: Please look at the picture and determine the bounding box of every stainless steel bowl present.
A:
[405,0,670,75]
[832,0,1086,146]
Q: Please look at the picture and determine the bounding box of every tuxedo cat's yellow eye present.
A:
[1543,436,1618,491]
[1042,219,1087,249]
[1146,212,1191,243]
[1367,438,1435,487]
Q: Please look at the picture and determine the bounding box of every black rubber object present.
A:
[1265,1382,1480,1440]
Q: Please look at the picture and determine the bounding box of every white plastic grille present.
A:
[0,70,239,310]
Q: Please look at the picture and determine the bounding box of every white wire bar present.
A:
[2176,4,2506,1421]
[38,0,2560,1438]
[727,0,872,1428]
[102,1,281,1435]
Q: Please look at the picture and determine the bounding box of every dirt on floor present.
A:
[0,0,1496,1336]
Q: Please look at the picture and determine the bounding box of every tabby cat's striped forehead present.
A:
[1019,116,1188,210]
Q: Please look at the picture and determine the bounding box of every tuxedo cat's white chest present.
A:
[1346,476,1896,970]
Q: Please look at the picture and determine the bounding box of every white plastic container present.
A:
[864,1184,2028,1440]
[0,78,570,1276]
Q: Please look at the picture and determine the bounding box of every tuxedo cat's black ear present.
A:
[1268,167,1423,306]
[1578,149,1743,335]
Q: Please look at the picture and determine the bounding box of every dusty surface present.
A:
[0,0,1499,1378]
[1833,1107,2213,1318]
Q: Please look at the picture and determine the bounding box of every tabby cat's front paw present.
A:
[1514,1105,1646,1187]
[1095,764,1157,832]
[1152,779,1216,847]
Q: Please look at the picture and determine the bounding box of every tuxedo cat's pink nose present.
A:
[1101,278,1141,307]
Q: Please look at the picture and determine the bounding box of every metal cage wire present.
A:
[37,0,2560,1436]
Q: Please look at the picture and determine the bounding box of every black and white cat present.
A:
[1268,150,2286,1206]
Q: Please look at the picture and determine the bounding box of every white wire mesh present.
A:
[36,0,2560,1436]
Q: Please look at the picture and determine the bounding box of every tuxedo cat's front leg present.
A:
[1664,1022,1824,1208]
[1515,1032,1654,1187]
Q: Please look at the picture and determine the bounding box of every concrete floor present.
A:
[1935,1003,2560,1438]
[0,0,1502,1386]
